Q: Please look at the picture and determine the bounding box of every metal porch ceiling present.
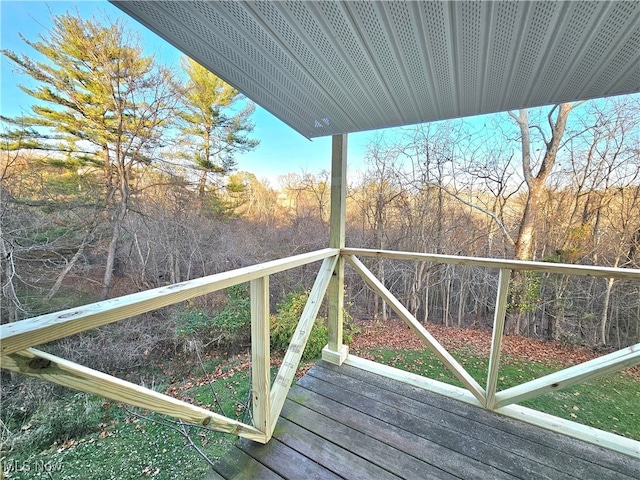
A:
[112,1,640,139]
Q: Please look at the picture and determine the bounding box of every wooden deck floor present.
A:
[207,361,640,479]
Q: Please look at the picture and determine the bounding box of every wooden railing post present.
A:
[323,134,349,365]
[251,277,271,441]
[485,268,511,410]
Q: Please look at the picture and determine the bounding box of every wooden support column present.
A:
[323,134,349,365]
[250,277,271,440]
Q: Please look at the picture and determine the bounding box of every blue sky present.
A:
[6,2,632,188]
[1,0,381,186]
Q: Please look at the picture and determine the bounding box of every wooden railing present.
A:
[1,246,639,456]
[341,248,640,458]
[0,248,339,444]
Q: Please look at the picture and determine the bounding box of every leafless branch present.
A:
[435,184,516,247]
[123,407,219,470]
[178,421,218,469]
[192,336,226,417]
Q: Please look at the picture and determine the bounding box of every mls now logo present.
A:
[2,458,63,475]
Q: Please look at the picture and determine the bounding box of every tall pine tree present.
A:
[2,13,176,298]
[177,57,258,211]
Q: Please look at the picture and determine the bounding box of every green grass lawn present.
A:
[360,346,640,441]
[1,355,303,480]
[1,358,252,480]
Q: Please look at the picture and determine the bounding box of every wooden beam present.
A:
[494,343,640,409]
[485,269,511,409]
[324,256,347,358]
[1,248,339,356]
[1,348,266,442]
[345,255,486,404]
[498,403,640,459]
[341,248,640,281]
[346,354,482,407]
[325,135,348,364]
[250,277,271,442]
[269,256,338,431]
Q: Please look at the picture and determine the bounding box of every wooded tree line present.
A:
[345,97,640,349]
[2,13,639,350]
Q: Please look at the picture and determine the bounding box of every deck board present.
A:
[294,375,562,480]
[207,444,283,480]
[280,397,457,479]
[238,436,343,479]
[210,361,640,479]
[305,364,617,479]
[268,416,402,480]
[320,362,640,478]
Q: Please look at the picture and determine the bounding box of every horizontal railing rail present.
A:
[0,248,340,444]
[342,247,640,458]
[1,248,339,356]
[341,247,640,280]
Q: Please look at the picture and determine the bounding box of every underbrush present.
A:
[0,385,105,455]
[173,285,251,356]
[270,291,328,361]
[270,291,360,361]
[357,346,640,441]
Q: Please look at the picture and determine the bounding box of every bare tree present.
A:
[508,103,577,261]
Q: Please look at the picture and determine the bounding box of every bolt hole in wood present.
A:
[28,357,52,370]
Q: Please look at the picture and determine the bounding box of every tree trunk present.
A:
[600,257,620,346]
[510,104,573,261]
[457,268,466,327]
[46,240,88,301]
[514,180,543,261]
[409,261,425,318]
[443,267,451,327]
[0,225,20,322]
[102,169,129,299]
[102,214,122,299]
[197,169,207,200]
[423,270,430,323]
[507,104,573,334]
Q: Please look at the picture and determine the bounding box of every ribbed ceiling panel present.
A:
[112,1,640,138]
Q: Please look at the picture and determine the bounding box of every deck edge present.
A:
[345,354,640,459]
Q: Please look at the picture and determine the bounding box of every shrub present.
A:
[174,284,251,354]
[270,291,328,361]
[342,302,360,345]
[508,271,542,313]
[174,308,215,338]
[211,284,251,336]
